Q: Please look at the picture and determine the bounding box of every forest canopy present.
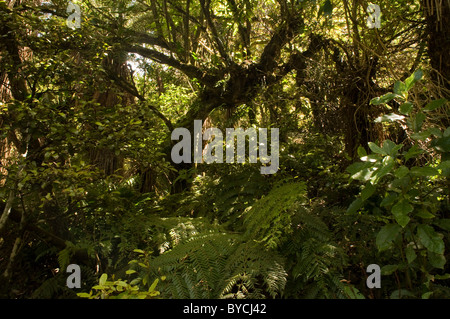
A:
[0,0,449,299]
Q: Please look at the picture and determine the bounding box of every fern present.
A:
[243,182,308,249]
[146,232,287,299]
[31,265,97,299]
[281,205,349,298]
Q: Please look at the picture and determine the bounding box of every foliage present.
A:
[1,0,449,300]
[346,70,450,298]
[77,249,162,299]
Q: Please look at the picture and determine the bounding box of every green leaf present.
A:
[346,162,366,175]
[417,225,444,255]
[133,249,145,254]
[380,193,398,207]
[405,69,423,90]
[382,140,403,156]
[415,209,435,219]
[357,146,367,158]
[399,102,413,115]
[368,142,386,155]
[342,285,365,299]
[390,289,414,299]
[404,145,423,161]
[423,98,447,112]
[431,136,450,153]
[428,252,446,269]
[148,279,159,292]
[376,223,402,251]
[99,273,107,286]
[394,166,409,178]
[372,156,395,184]
[405,246,417,264]
[422,292,433,299]
[360,183,376,201]
[347,197,364,214]
[126,269,137,275]
[381,264,398,275]
[391,199,413,227]
[434,219,450,232]
[370,93,398,105]
[410,166,439,177]
[413,112,426,132]
[394,81,407,96]
[411,130,431,141]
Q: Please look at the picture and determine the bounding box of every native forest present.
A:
[0,0,449,299]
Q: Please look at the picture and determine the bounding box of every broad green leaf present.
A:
[428,252,446,269]
[368,142,386,155]
[413,112,426,132]
[346,162,367,175]
[372,156,394,184]
[394,166,409,178]
[133,249,145,254]
[411,130,431,141]
[417,225,444,254]
[357,146,367,158]
[405,69,423,90]
[431,136,450,153]
[405,246,416,264]
[423,98,447,112]
[382,140,402,156]
[347,197,364,214]
[380,193,398,207]
[399,102,413,115]
[376,223,402,251]
[381,264,398,275]
[422,292,433,299]
[148,279,159,292]
[435,274,450,280]
[370,93,398,105]
[434,219,450,232]
[410,166,439,177]
[361,183,376,201]
[99,273,107,286]
[394,81,407,96]
[415,209,435,219]
[348,163,376,182]
[390,289,414,299]
[404,145,423,161]
[126,269,137,275]
[428,127,443,138]
[391,199,413,227]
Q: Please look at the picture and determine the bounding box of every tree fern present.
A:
[281,205,349,298]
[243,182,308,249]
[146,232,287,299]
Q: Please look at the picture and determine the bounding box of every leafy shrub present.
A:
[346,70,450,298]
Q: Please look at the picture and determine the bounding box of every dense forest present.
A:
[0,0,449,299]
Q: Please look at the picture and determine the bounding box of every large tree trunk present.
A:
[423,0,450,98]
